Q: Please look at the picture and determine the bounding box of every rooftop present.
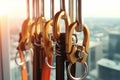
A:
[109,30,120,35]
[97,58,120,71]
[90,41,102,48]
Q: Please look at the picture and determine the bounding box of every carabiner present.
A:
[16,18,33,80]
[42,0,59,69]
[66,22,90,64]
[16,16,34,80]
[53,0,71,40]
[20,19,33,43]
[43,20,54,57]
[15,49,33,65]
[33,16,46,46]
[16,47,28,80]
[66,21,90,80]
[15,51,25,66]
[53,10,71,40]
[41,1,54,80]
[53,1,72,80]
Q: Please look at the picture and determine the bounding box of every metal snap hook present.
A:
[44,41,56,69]
[45,54,61,69]
[15,51,25,66]
[45,56,55,69]
[68,62,88,80]
[45,40,62,69]
[15,49,33,66]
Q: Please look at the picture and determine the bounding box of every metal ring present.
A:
[15,51,25,66]
[45,57,56,69]
[68,62,88,80]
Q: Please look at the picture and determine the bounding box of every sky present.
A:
[0,0,120,18]
[45,0,120,18]
[83,0,120,18]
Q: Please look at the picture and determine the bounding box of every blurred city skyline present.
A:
[0,0,120,80]
[1,0,120,18]
[83,0,120,18]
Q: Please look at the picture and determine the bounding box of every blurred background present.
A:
[0,0,120,80]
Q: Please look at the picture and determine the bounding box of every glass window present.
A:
[0,0,120,80]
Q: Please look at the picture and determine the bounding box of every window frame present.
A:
[0,16,11,80]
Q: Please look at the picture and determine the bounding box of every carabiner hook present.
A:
[53,0,71,40]
[20,19,33,45]
[43,20,54,57]
[16,18,33,68]
[15,51,25,66]
[33,16,46,46]
[66,22,90,64]
[66,22,89,80]
[45,57,55,69]
[16,1,33,80]
[15,49,33,66]
[43,0,56,69]
[53,11,71,40]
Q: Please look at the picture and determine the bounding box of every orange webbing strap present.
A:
[18,50,28,80]
[41,0,55,79]
[41,19,54,80]
[17,40,28,80]
[17,18,32,80]
[16,0,32,79]
[41,56,52,80]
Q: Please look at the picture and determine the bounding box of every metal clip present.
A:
[53,0,71,40]
[66,22,90,64]
[66,22,89,80]
[43,0,55,68]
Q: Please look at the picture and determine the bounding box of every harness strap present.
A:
[18,50,28,80]
[41,56,52,80]
[17,18,32,80]
[33,45,42,80]
[56,33,66,80]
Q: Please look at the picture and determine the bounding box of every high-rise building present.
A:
[108,31,120,59]
[97,58,120,80]
[88,41,103,71]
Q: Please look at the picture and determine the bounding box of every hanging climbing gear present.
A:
[41,0,55,80]
[66,23,90,80]
[15,0,90,80]
[42,0,55,69]
[66,0,90,79]
[15,0,33,80]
